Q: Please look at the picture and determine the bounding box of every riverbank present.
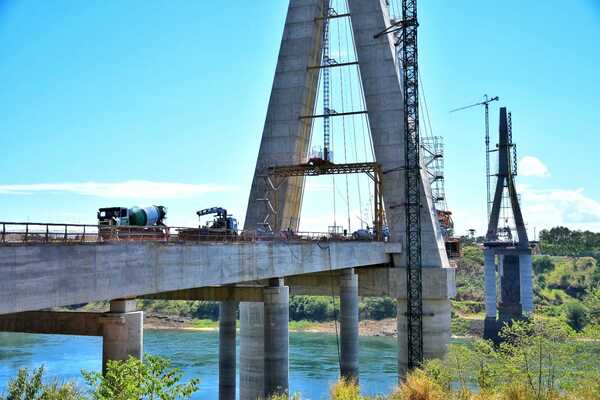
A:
[144,314,400,337]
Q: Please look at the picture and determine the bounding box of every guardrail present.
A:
[0,222,383,245]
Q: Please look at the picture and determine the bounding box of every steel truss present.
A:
[374,0,424,369]
[400,0,424,369]
[259,162,385,240]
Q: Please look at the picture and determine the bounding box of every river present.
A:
[0,329,401,399]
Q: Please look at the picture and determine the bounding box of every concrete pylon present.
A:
[243,0,454,382]
[243,0,326,232]
[241,1,324,397]
[483,108,533,341]
[219,301,237,400]
[340,268,359,382]
[264,280,290,397]
[345,0,452,377]
[101,299,143,373]
[239,302,265,400]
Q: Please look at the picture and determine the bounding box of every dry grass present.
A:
[271,373,599,400]
[388,370,445,400]
[330,378,362,400]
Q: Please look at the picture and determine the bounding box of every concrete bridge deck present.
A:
[0,239,399,315]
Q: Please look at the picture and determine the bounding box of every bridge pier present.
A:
[340,268,359,382]
[102,299,143,373]
[240,302,265,400]
[264,278,289,397]
[395,267,453,378]
[219,300,237,400]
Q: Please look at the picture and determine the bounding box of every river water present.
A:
[0,329,400,399]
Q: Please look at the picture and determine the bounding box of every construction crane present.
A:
[450,95,499,218]
[196,207,238,235]
[375,0,423,369]
[177,207,239,241]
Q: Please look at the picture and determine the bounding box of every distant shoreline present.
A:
[144,315,401,338]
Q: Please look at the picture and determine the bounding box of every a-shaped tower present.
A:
[239,2,454,398]
[483,107,533,341]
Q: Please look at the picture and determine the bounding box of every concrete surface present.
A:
[240,302,265,400]
[219,301,237,400]
[263,281,289,396]
[102,300,143,373]
[244,0,325,232]
[340,268,359,381]
[0,240,395,315]
[346,0,450,270]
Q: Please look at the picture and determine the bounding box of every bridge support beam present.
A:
[264,279,289,397]
[102,299,143,373]
[340,268,359,382]
[240,302,264,400]
[219,301,237,400]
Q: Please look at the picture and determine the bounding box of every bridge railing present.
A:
[0,222,383,245]
[1,222,100,244]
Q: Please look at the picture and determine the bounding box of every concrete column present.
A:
[219,301,237,400]
[239,302,264,400]
[519,253,534,315]
[397,298,451,378]
[484,249,497,318]
[498,255,504,277]
[263,279,289,397]
[340,268,359,382]
[102,299,143,373]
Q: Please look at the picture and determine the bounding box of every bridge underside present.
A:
[0,241,398,315]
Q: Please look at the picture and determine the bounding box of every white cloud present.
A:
[518,156,550,177]
[519,185,600,233]
[449,184,600,237]
[0,180,234,200]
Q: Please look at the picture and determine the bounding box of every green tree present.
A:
[533,256,554,274]
[82,355,199,400]
[584,287,600,325]
[0,366,82,400]
[565,302,590,332]
[360,297,396,320]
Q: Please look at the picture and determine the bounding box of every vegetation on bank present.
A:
[453,227,600,337]
[0,356,198,400]
[136,295,398,324]
[271,320,600,400]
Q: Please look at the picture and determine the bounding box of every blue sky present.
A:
[0,1,599,237]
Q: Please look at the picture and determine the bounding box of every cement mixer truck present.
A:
[97,206,167,240]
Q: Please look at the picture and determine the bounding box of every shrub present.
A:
[290,296,336,322]
[0,366,82,400]
[565,302,590,332]
[330,378,362,400]
[361,297,397,320]
[389,370,445,400]
[82,355,199,400]
[533,256,555,274]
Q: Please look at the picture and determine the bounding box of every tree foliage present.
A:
[540,226,600,261]
[82,355,199,400]
[425,319,600,399]
[0,366,82,400]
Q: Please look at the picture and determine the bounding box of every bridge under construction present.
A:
[0,1,457,399]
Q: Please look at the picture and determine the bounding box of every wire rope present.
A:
[342,6,365,229]
[345,0,375,226]
[335,11,352,233]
